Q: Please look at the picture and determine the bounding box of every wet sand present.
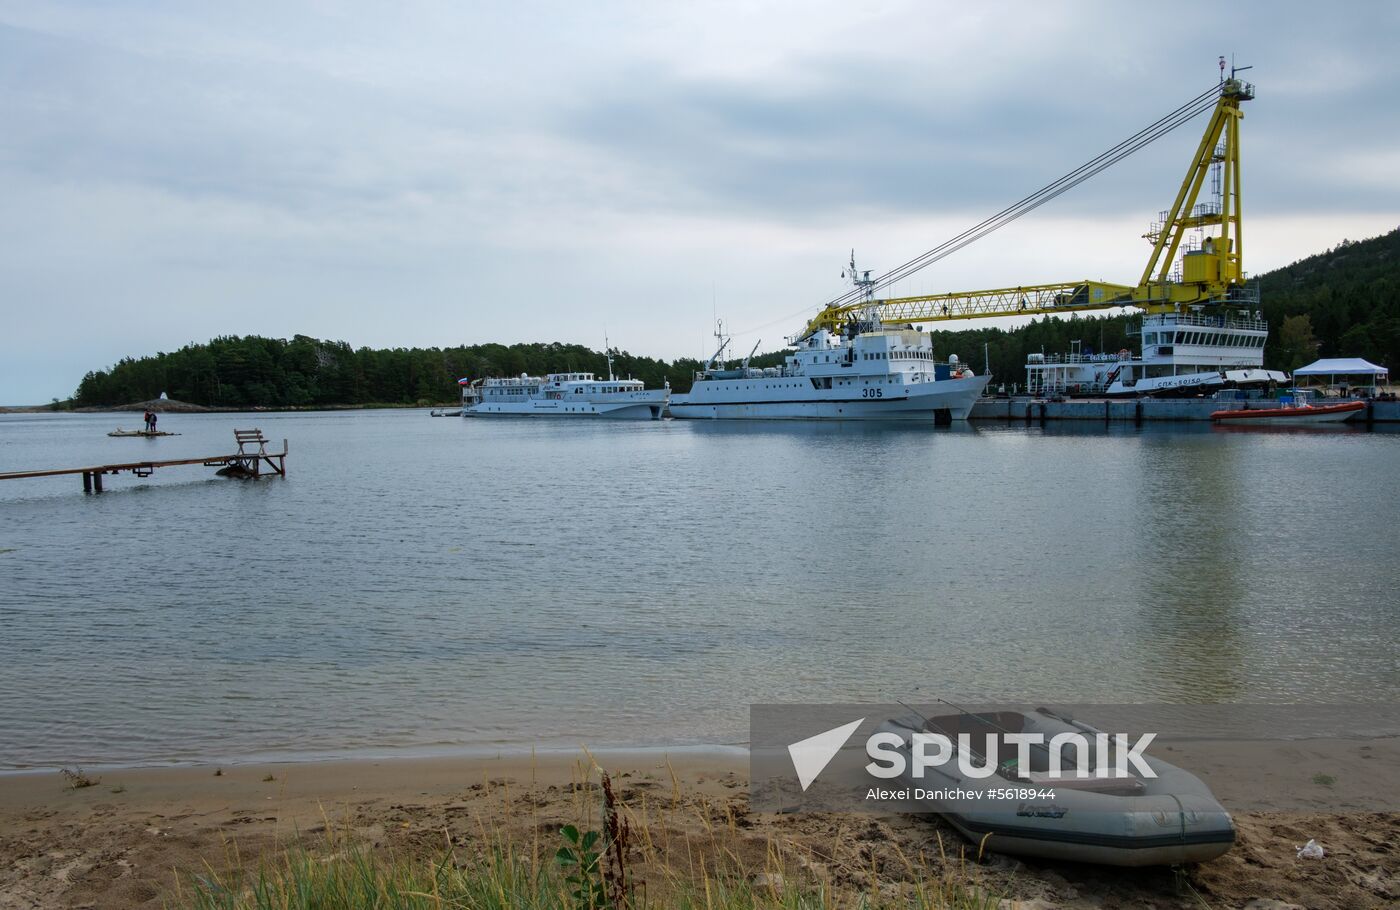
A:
[1,744,1397,909]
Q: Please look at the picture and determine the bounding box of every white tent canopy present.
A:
[1293,357,1389,378]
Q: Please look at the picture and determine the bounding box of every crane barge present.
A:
[783,66,1280,399]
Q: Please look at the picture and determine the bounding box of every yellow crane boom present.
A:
[866,280,1135,324]
[798,74,1255,340]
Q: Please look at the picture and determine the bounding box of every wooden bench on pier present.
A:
[228,429,286,478]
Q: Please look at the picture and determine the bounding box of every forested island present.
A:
[70,227,1398,408]
[72,338,701,409]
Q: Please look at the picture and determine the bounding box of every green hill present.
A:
[71,227,1399,407]
[1257,227,1400,370]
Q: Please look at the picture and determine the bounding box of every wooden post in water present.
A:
[93,472,103,493]
[82,471,92,493]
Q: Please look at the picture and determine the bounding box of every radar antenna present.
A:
[844,249,877,300]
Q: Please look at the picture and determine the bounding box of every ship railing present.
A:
[1224,284,1262,306]
[1144,312,1268,332]
[1031,353,1127,365]
[1025,381,1109,395]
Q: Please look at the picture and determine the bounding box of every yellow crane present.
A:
[797,72,1255,340]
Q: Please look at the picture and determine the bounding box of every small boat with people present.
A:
[874,706,1235,867]
[111,409,176,437]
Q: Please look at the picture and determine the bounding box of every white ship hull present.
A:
[1105,370,1225,397]
[670,374,989,421]
[465,394,666,420]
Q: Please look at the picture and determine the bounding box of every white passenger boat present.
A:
[669,320,989,423]
[460,352,668,420]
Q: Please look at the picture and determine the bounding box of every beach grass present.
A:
[170,765,1000,910]
[173,841,999,910]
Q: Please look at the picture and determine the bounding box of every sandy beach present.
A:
[2,744,1396,910]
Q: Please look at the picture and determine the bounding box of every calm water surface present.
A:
[1,410,1397,768]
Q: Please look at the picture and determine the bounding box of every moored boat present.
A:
[460,350,668,420]
[1024,304,1280,399]
[1211,398,1364,424]
[669,317,988,422]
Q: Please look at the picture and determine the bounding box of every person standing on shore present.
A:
[150,412,158,434]
[143,410,152,433]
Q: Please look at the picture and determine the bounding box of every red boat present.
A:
[1210,399,1365,424]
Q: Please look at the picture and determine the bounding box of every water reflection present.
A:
[1130,435,1246,700]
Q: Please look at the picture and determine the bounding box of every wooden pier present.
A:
[0,429,288,493]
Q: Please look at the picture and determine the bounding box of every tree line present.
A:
[72,227,1399,407]
[73,337,706,407]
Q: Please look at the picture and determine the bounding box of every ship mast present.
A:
[705,320,731,371]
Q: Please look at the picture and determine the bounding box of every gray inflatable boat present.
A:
[873,708,1235,866]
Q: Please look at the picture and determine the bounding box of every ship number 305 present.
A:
[862,388,884,398]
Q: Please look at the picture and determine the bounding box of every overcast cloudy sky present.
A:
[3,1,1398,402]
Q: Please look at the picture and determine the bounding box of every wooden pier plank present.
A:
[0,431,288,490]
[0,455,238,480]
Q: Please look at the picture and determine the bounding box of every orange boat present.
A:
[1210,399,1365,424]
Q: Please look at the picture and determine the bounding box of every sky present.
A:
[2,1,1398,403]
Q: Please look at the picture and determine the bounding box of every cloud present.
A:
[1,1,1398,403]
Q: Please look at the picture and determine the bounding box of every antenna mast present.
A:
[844,250,883,334]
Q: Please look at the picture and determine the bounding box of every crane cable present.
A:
[764,83,1226,330]
[835,87,1223,306]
